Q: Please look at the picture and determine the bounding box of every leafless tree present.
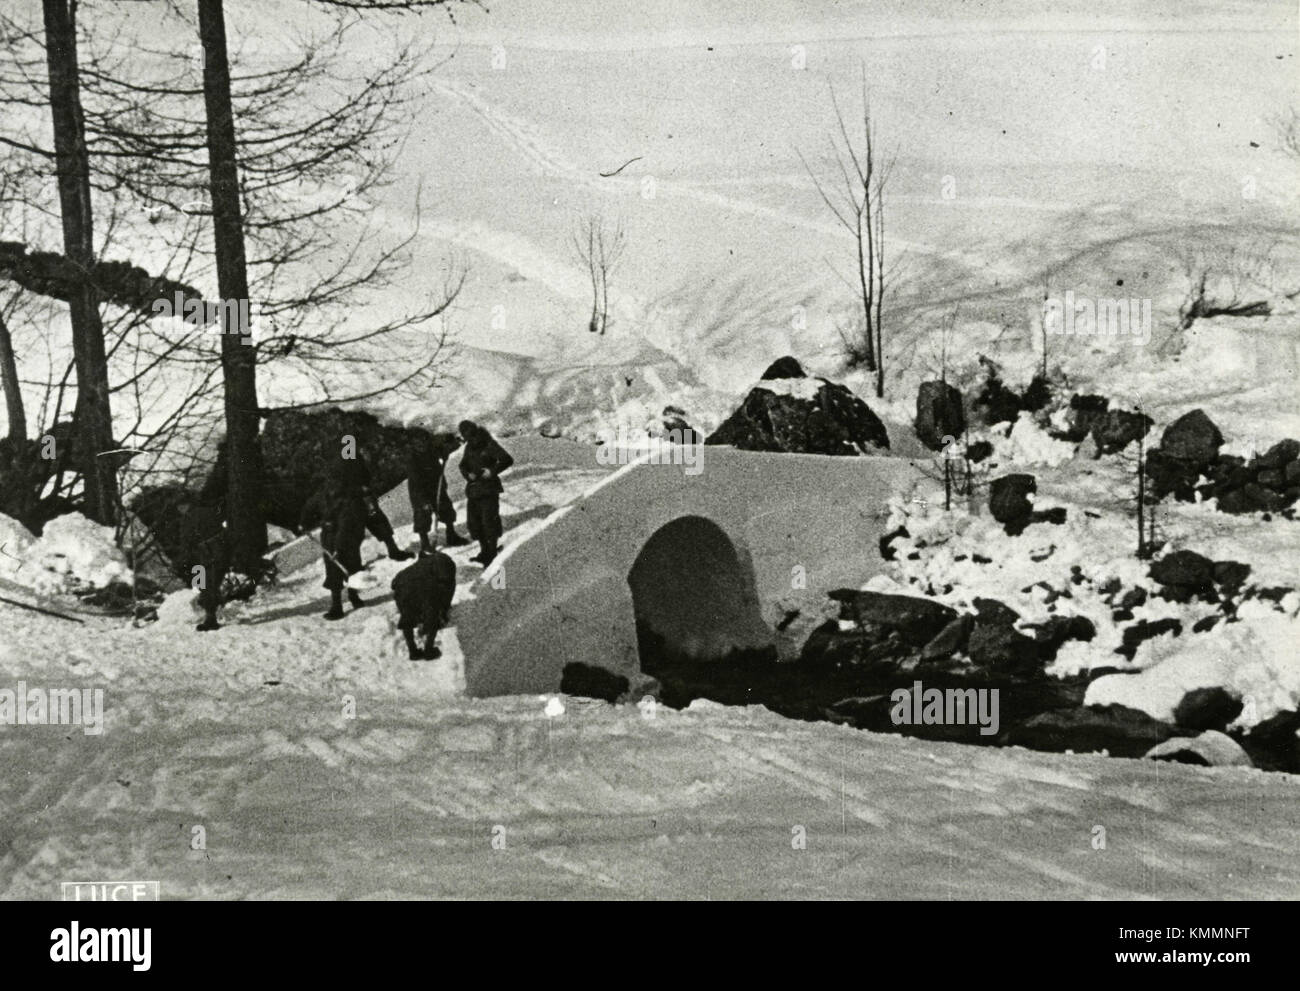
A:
[571,214,626,336]
[1273,106,1300,161]
[1175,238,1278,332]
[799,66,894,397]
[2,1,470,566]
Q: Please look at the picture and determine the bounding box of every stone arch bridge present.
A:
[457,447,920,697]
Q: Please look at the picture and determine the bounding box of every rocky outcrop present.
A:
[706,358,889,454]
[1199,439,1300,514]
[828,589,959,646]
[1161,409,1224,465]
[1003,704,1180,758]
[1148,550,1216,603]
[987,473,1065,535]
[560,662,631,702]
[1145,730,1253,768]
[1053,395,1152,454]
[914,380,965,451]
[1173,687,1243,733]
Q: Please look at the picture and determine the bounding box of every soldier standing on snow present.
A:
[180,497,230,632]
[298,457,379,620]
[457,419,513,566]
[407,432,468,552]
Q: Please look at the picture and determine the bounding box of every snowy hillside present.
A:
[1,0,1298,900]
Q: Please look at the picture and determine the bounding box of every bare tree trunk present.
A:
[197,0,266,572]
[1136,432,1147,559]
[0,312,26,442]
[41,0,117,523]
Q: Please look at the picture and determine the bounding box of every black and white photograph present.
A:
[0,0,1296,928]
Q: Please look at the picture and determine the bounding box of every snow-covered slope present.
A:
[2,445,1299,899]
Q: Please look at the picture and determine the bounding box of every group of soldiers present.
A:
[183,419,514,658]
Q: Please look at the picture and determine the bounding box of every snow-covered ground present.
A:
[3,447,1300,900]
[2,0,1299,898]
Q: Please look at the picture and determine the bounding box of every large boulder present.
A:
[827,589,958,647]
[919,614,974,662]
[1241,710,1300,773]
[1055,394,1109,443]
[989,474,1036,535]
[914,380,965,451]
[1003,703,1180,758]
[1144,730,1253,768]
[968,621,1040,675]
[1092,408,1153,455]
[1218,483,1286,514]
[560,662,630,703]
[760,356,805,380]
[1146,448,1201,501]
[1159,409,1223,467]
[1252,439,1300,471]
[1173,687,1243,733]
[706,364,889,455]
[1148,550,1215,601]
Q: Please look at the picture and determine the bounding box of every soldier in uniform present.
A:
[457,419,514,566]
[407,432,468,552]
[299,458,372,620]
[179,498,230,632]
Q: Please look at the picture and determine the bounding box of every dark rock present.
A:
[1003,704,1180,758]
[1027,614,1097,660]
[968,621,1040,675]
[1146,448,1200,501]
[1253,438,1300,470]
[1021,374,1052,412]
[1032,506,1067,526]
[989,473,1036,534]
[1056,394,1109,443]
[974,365,1023,426]
[825,695,895,732]
[973,597,1020,626]
[1159,409,1223,467]
[706,374,889,455]
[827,589,959,646]
[1241,711,1300,773]
[1248,586,1294,604]
[1092,408,1153,455]
[560,662,630,703]
[1119,587,1147,610]
[1257,469,1286,490]
[914,380,966,451]
[760,356,805,380]
[879,525,908,561]
[1219,483,1287,514]
[1173,686,1243,732]
[1145,731,1253,768]
[660,405,701,443]
[966,440,994,463]
[1191,615,1219,633]
[1286,460,1300,486]
[1149,550,1214,597]
[799,621,864,668]
[1212,560,1251,591]
[1116,618,1182,659]
[920,614,974,661]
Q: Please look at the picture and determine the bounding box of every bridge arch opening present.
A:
[627,515,774,676]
